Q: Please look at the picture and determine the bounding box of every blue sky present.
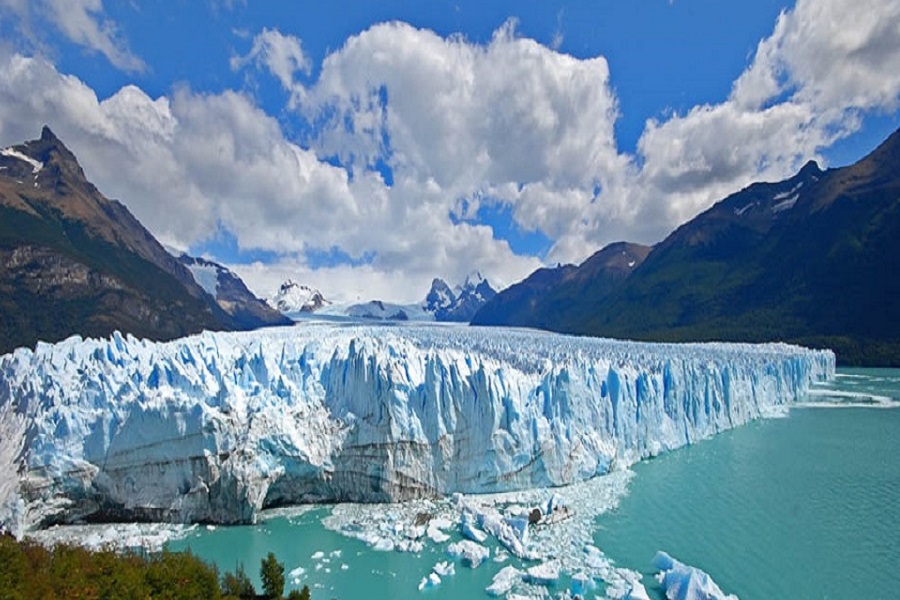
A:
[0,0,898,301]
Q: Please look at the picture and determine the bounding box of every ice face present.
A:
[0,324,833,534]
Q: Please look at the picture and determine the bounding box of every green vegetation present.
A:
[0,534,311,600]
[260,552,286,599]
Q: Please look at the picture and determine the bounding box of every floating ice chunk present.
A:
[427,526,450,543]
[624,581,652,600]
[526,561,560,586]
[341,564,349,570]
[372,538,395,552]
[570,571,596,596]
[493,550,509,563]
[418,572,441,591]
[486,565,524,596]
[289,566,306,579]
[330,549,342,558]
[311,551,325,560]
[432,561,455,577]
[396,539,424,553]
[461,511,488,543]
[447,540,490,568]
[653,551,739,600]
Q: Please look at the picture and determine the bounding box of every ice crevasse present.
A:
[0,323,834,534]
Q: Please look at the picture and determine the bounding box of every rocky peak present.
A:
[425,278,456,312]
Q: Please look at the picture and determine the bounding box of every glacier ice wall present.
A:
[0,324,833,533]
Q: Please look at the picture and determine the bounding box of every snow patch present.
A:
[771,193,799,213]
[185,263,220,297]
[1,148,43,174]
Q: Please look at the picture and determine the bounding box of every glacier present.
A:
[0,323,833,535]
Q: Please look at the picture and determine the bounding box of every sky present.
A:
[0,1,898,303]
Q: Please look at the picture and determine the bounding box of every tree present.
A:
[222,563,256,599]
[259,552,285,599]
[287,585,311,600]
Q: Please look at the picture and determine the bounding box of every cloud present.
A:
[0,3,898,301]
[0,0,144,72]
[231,28,311,100]
[0,49,540,302]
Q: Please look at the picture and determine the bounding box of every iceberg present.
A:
[486,565,523,596]
[526,561,560,586]
[446,540,490,568]
[0,323,833,534]
[653,551,738,600]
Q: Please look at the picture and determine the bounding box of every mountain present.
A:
[472,243,651,328]
[269,279,330,314]
[178,254,291,329]
[426,272,498,322]
[0,127,275,354]
[474,128,900,366]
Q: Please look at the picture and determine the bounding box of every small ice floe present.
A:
[372,538,395,552]
[493,549,509,563]
[653,551,738,600]
[427,516,453,543]
[310,551,325,560]
[486,565,523,596]
[396,539,424,553]
[205,524,217,531]
[418,572,441,591]
[570,571,596,596]
[288,566,306,579]
[460,511,488,543]
[526,561,560,586]
[340,564,349,571]
[447,540,490,568]
[623,581,652,600]
[432,561,455,577]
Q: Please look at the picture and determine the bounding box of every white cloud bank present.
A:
[0,0,898,301]
[0,0,144,72]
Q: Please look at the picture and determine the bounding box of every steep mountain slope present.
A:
[472,242,651,328]
[179,254,291,329]
[0,127,266,353]
[476,128,900,365]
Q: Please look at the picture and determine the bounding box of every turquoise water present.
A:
[169,369,900,599]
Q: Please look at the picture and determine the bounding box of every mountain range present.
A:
[473,128,900,366]
[272,272,497,323]
[0,127,287,354]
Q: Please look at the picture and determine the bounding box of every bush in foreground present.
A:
[0,534,311,600]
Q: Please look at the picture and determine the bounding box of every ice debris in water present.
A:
[27,522,193,553]
[487,566,524,596]
[526,561,560,586]
[417,572,441,591]
[447,540,490,568]
[653,551,739,600]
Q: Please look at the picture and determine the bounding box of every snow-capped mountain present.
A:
[270,280,331,314]
[178,255,291,329]
[425,272,498,322]
[0,324,833,533]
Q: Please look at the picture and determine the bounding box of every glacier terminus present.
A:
[0,323,833,536]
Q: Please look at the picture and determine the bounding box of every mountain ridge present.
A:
[0,127,285,354]
[473,128,900,366]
